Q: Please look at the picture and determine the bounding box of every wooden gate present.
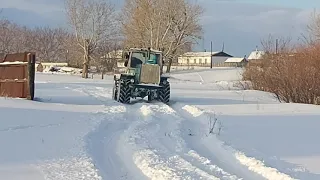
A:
[0,52,35,100]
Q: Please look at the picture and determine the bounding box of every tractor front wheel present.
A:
[117,79,131,104]
[159,81,170,104]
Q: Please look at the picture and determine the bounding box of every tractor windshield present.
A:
[130,51,160,68]
[148,53,159,64]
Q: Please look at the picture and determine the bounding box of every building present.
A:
[248,49,265,60]
[224,57,248,67]
[104,50,124,68]
[178,51,233,67]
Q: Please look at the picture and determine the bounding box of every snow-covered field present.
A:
[1,67,320,180]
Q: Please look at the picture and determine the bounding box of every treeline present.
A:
[243,11,320,105]
[0,20,81,67]
[0,18,122,70]
[1,0,204,77]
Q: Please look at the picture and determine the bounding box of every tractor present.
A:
[112,47,170,104]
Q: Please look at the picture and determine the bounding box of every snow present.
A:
[0,61,28,65]
[225,58,245,63]
[0,67,320,180]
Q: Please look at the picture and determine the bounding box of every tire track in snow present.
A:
[125,104,219,179]
[74,85,149,180]
[164,103,264,180]
[127,103,238,180]
[174,103,296,180]
[75,84,261,179]
[149,104,242,180]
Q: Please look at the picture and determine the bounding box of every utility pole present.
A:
[210,41,213,69]
[275,39,279,54]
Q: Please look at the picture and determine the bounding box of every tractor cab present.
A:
[123,48,163,71]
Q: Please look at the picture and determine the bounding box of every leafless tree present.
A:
[64,0,120,78]
[260,34,293,55]
[121,0,203,72]
[307,10,320,41]
[31,27,70,62]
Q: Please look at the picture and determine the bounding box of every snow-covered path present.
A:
[76,84,294,180]
[74,85,239,180]
[1,69,319,180]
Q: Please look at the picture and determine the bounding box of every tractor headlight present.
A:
[162,80,167,84]
[130,79,134,83]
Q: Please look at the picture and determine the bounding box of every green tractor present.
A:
[112,47,170,104]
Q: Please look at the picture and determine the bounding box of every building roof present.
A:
[180,51,233,57]
[181,52,219,57]
[248,50,265,60]
[225,57,246,63]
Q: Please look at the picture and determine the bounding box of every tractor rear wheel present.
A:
[117,79,131,104]
[159,82,170,103]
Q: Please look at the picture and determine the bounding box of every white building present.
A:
[104,50,125,68]
[248,49,265,60]
[178,51,233,67]
[224,57,248,67]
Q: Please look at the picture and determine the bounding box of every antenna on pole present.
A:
[221,42,225,52]
[210,41,213,69]
[202,36,205,51]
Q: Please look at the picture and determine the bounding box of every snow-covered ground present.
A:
[1,67,320,180]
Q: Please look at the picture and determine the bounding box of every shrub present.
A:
[243,44,320,105]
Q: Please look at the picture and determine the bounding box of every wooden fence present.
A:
[0,52,35,100]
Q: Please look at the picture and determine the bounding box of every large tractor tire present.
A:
[159,81,170,104]
[117,79,131,104]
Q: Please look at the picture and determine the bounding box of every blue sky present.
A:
[0,0,319,56]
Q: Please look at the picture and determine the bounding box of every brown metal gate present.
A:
[0,52,35,100]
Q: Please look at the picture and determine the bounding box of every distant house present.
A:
[248,49,265,61]
[104,50,124,68]
[178,51,233,67]
[224,57,248,67]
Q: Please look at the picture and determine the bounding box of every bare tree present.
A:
[307,10,320,41]
[32,27,70,62]
[0,16,73,64]
[0,19,13,53]
[64,34,84,67]
[260,34,293,55]
[64,0,120,78]
[121,0,203,73]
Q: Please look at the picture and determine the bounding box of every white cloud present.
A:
[195,1,315,56]
[0,0,63,14]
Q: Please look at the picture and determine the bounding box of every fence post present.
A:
[27,53,35,100]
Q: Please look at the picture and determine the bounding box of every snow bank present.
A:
[233,151,295,180]
[181,104,296,180]
[0,61,28,65]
